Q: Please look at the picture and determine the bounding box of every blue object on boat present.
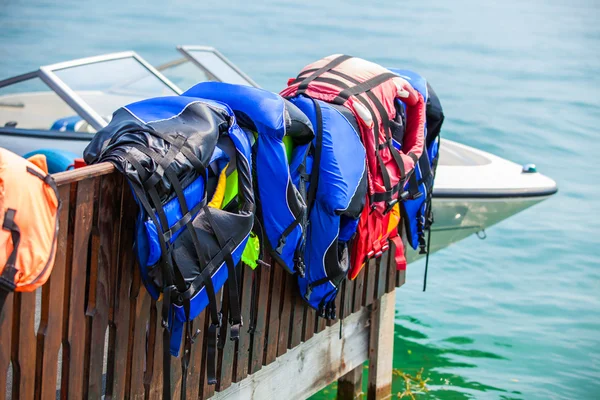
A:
[23,148,78,173]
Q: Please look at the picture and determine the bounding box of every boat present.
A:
[0,47,557,262]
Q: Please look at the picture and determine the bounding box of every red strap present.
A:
[391,236,406,271]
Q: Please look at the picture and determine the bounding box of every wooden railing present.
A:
[0,164,405,399]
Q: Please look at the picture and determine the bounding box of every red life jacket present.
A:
[280,55,426,278]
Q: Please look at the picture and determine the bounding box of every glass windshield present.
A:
[158,58,215,92]
[185,50,254,86]
[52,56,178,119]
[0,76,87,131]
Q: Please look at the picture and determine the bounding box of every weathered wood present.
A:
[211,307,370,400]
[62,179,95,399]
[386,242,397,294]
[341,276,354,320]
[86,174,121,398]
[53,162,114,186]
[170,323,184,399]
[375,252,389,300]
[233,264,254,383]
[301,305,316,343]
[289,288,304,347]
[12,290,37,399]
[217,283,236,391]
[128,266,149,400]
[277,273,294,356]
[184,311,206,399]
[249,262,271,375]
[352,269,365,313]
[147,299,164,400]
[34,184,71,400]
[0,291,12,400]
[105,188,136,399]
[315,314,327,334]
[367,291,395,400]
[363,259,377,307]
[201,289,223,400]
[263,265,284,365]
[337,365,364,400]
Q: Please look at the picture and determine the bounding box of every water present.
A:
[1,0,599,398]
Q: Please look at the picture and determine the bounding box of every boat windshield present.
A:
[0,52,180,133]
[0,76,86,131]
[46,53,180,127]
[159,46,258,90]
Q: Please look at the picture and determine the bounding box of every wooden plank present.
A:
[352,269,365,313]
[217,282,235,391]
[386,241,397,294]
[62,179,95,399]
[147,299,163,400]
[127,267,149,400]
[11,291,37,399]
[233,265,254,383]
[0,291,12,400]
[34,184,71,400]
[201,288,223,400]
[375,251,389,300]
[210,307,370,400]
[315,314,327,334]
[263,265,284,365]
[363,259,377,307]
[289,288,304,348]
[342,276,354,320]
[86,175,121,398]
[367,291,395,400]
[277,273,294,356]
[53,162,114,186]
[301,306,315,343]
[105,187,136,399]
[249,262,271,375]
[337,365,364,400]
[169,323,184,400]
[184,311,206,400]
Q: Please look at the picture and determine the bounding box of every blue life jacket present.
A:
[83,95,255,397]
[389,69,444,254]
[183,82,314,275]
[286,96,367,317]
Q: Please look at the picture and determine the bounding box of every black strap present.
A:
[422,225,432,292]
[0,209,20,309]
[306,99,324,214]
[332,72,398,105]
[203,206,242,339]
[297,55,352,93]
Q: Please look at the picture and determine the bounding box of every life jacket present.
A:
[389,69,444,255]
[182,82,314,275]
[83,95,254,399]
[284,95,367,317]
[0,149,60,309]
[280,55,426,279]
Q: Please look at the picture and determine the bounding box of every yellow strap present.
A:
[207,163,228,209]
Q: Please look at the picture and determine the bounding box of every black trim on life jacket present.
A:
[0,209,19,310]
[296,55,353,94]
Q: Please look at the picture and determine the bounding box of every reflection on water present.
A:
[312,311,521,400]
[390,314,520,399]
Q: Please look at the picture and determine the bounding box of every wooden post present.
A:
[367,290,395,400]
[337,365,364,400]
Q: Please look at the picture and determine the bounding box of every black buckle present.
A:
[384,199,398,215]
[229,316,243,341]
[275,236,286,254]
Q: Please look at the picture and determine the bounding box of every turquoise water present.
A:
[1,0,599,398]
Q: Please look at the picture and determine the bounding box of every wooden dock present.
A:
[0,163,405,399]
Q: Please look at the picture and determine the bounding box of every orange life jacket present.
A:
[0,148,60,308]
